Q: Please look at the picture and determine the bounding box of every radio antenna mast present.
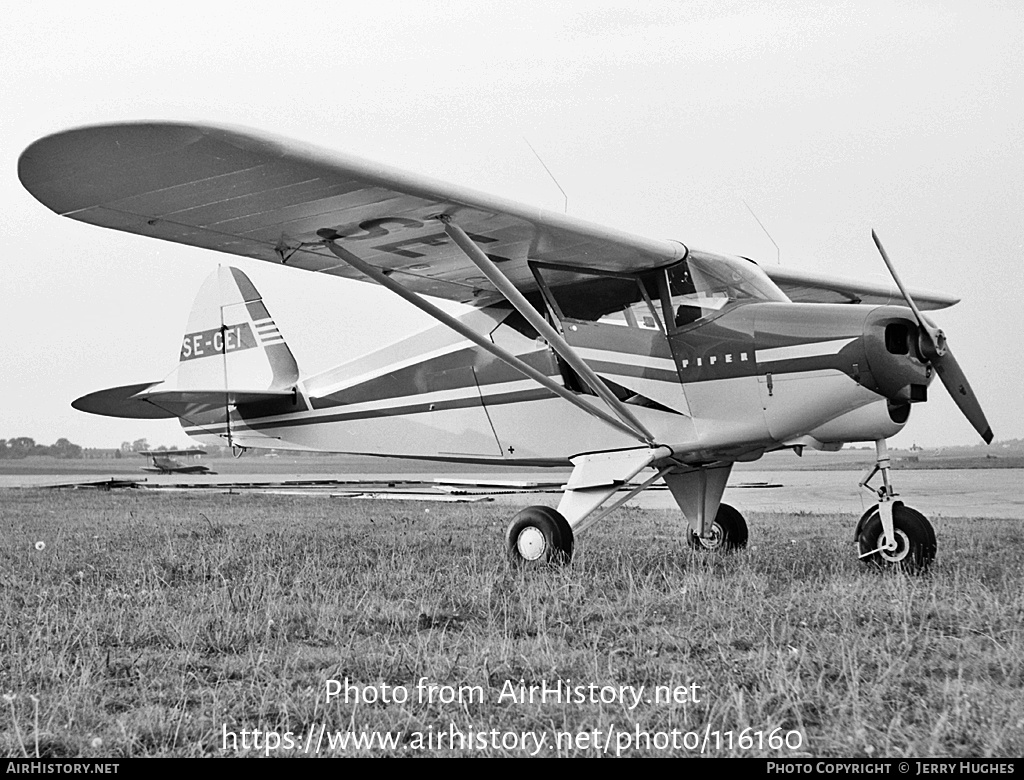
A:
[523,137,568,214]
[742,198,781,265]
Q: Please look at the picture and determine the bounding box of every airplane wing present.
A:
[18,122,683,305]
[762,265,958,310]
[19,121,957,310]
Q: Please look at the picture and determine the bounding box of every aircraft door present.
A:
[561,320,691,415]
[663,301,768,446]
[537,268,691,416]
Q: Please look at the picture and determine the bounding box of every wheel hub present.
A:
[516,527,547,561]
[878,529,911,563]
[695,522,723,550]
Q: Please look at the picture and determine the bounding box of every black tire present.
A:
[853,505,877,541]
[856,501,936,573]
[688,503,748,552]
[506,506,574,565]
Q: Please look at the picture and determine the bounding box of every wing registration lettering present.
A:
[375,231,511,263]
[336,216,424,241]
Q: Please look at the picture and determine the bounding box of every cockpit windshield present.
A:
[667,250,788,329]
[534,251,789,332]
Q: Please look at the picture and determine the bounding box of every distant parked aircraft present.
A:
[138,449,213,474]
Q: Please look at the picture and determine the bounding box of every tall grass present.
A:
[1,491,1021,756]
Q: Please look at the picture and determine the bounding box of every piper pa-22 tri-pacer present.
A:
[19,123,993,572]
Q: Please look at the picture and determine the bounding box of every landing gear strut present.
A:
[856,439,935,572]
[504,454,751,566]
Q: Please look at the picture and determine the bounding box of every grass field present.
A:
[2,489,1022,757]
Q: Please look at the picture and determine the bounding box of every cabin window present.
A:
[536,267,663,332]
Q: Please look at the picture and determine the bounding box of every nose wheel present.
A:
[856,502,936,573]
[856,439,936,573]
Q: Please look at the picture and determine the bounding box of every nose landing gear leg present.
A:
[855,438,936,573]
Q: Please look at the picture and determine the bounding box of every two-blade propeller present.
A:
[871,230,993,444]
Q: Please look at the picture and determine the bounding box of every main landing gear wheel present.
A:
[856,502,936,574]
[506,506,574,565]
[688,503,748,552]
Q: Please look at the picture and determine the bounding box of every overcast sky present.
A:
[3,1,1022,450]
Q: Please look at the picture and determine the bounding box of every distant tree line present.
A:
[120,439,154,454]
[0,437,84,459]
[0,437,191,460]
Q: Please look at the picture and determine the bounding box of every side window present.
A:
[539,268,664,332]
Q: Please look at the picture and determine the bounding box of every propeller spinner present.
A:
[871,230,993,444]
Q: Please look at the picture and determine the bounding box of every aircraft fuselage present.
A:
[182,300,924,465]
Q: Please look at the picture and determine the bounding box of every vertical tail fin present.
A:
[71,267,305,449]
[135,266,306,448]
[163,266,299,395]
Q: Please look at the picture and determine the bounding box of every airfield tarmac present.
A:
[5,468,1022,519]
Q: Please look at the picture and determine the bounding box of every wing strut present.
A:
[317,231,650,444]
[439,216,657,446]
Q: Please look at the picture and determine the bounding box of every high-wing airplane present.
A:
[19,122,992,572]
[136,448,213,474]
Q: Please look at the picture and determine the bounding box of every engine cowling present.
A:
[808,399,910,443]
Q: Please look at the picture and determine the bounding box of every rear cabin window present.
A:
[539,270,663,332]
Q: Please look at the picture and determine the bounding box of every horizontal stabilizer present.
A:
[137,387,301,421]
[72,382,177,419]
[72,383,297,420]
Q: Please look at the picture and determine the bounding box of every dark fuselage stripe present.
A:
[184,387,554,434]
[584,360,680,383]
